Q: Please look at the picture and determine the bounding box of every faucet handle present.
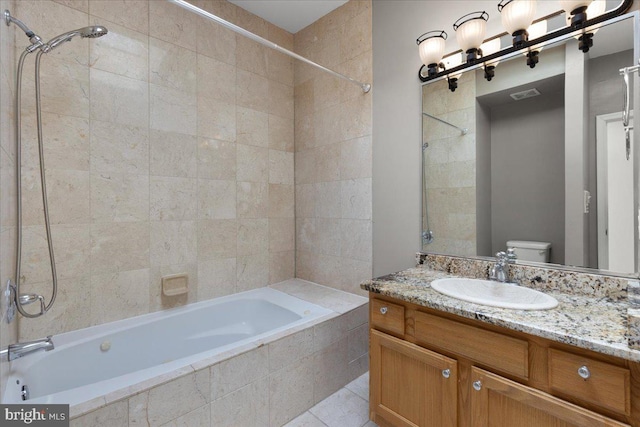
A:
[495,251,507,260]
[506,248,517,263]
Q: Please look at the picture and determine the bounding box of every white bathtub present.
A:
[2,287,333,406]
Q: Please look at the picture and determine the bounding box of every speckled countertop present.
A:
[361,267,640,363]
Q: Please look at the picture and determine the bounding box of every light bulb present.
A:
[454,12,489,62]
[499,0,537,35]
[419,34,446,67]
[417,31,448,78]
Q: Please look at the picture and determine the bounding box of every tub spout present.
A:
[0,336,54,361]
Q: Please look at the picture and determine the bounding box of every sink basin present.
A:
[430,278,558,310]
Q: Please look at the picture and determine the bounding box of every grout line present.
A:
[310,412,329,427]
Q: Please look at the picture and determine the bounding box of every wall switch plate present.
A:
[584,190,591,214]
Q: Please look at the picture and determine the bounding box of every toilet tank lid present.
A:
[507,240,551,250]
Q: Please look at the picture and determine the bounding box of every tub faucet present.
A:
[0,336,54,361]
[489,249,517,283]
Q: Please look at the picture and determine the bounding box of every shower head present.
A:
[45,25,108,51]
[80,26,109,38]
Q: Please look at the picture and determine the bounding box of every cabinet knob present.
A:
[473,380,482,391]
[380,306,388,315]
[578,365,591,379]
[442,369,450,379]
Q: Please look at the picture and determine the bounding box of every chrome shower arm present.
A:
[4,10,45,51]
[4,10,34,37]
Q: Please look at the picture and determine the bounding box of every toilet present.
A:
[506,240,552,263]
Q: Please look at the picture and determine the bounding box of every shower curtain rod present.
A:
[422,112,468,135]
[168,0,371,93]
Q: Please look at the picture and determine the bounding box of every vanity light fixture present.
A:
[480,38,501,80]
[567,0,606,24]
[443,53,463,92]
[498,0,537,48]
[417,30,447,78]
[560,0,593,27]
[453,11,489,63]
[572,0,606,52]
[524,19,547,68]
[417,0,632,86]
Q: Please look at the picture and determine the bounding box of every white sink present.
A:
[430,278,558,310]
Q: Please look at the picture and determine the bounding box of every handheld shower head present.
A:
[45,25,108,51]
[81,26,108,38]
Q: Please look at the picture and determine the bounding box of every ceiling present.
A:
[227,0,348,34]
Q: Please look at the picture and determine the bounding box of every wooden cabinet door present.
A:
[469,367,630,427]
[370,329,457,427]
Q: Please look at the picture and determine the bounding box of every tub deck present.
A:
[19,279,368,425]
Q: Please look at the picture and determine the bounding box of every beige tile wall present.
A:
[8,0,295,340]
[293,1,373,295]
[422,71,477,256]
[1,0,373,408]
[0,0,17,398]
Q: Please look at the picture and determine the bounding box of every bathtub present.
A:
[2,287,333,406]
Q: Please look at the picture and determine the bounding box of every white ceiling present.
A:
[227,0,348,34]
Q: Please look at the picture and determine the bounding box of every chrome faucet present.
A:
[0,336,54,361]
[489,249,517,283]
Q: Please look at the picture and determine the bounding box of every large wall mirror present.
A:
[421,9,640,278]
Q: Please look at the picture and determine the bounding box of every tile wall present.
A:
[294,1,373,295]
[6,0,295,341]
[0,0,17,399]
[0,0,375,405]
[422,71,477,256]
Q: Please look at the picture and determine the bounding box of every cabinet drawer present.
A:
[548,348,630,415]
[371,299,405,336]
[414,311,529,379]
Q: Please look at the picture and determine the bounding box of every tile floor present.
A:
[283,372,378,427]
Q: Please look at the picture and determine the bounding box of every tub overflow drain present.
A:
[100,340,111,352]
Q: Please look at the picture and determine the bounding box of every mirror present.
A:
[421,11,639,277]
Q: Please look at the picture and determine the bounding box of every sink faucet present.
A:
[0,336,54,361]
[490,249,517,283]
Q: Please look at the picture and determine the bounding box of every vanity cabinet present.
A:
[470,367,628,427]
[369,295,638,427]
[370,330,457,427]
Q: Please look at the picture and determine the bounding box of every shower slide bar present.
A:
[168,0,371,94]
[422,112,468,135]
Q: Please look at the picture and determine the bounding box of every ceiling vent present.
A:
[509,88,541,101]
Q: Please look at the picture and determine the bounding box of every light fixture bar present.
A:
[169,0,372,93]
[419,0,632,83]
[423,112,468,135]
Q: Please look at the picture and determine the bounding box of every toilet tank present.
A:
[506,240,551,263]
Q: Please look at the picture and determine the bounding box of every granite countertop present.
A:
[361,267,640,363]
